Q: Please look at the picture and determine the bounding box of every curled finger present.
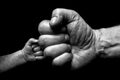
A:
[52,52,73,66]
[44,43,71,58]
[38,34,69,48]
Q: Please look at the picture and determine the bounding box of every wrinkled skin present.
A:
[38,8,97,69]
[95,26,120,58]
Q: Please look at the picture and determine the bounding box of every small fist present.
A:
[22,38,44,61]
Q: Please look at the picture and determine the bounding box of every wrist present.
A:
[93,28,112,55]
[21,48,31,62]
[19,49,28,63]
[93,29,103,54]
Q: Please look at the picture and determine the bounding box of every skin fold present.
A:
[94,26,120,58]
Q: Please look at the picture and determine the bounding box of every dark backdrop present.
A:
[0,1,120,79]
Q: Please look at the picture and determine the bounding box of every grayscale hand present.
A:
[39,8,120,69]
[0,38,44,72]
[38,8,97,69]
[22,38,44,61]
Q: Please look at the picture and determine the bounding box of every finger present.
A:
[29,56,44,61]
[50,8,80,31]
[38,20,54,34]
[27,38,38,46]
[52,52,73,66]
[38,34,69,48]
[33,46,41,52]
[44,43,71,58]
[34,51,43,56]
[38,20,67,34]
[32,45,37,48]
[35,56,45,60]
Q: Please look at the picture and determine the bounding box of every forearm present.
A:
[0,50,26,73]
[93,25,120,57]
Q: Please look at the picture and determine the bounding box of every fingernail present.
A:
[51,17,57,24]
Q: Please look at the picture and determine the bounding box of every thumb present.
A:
[49,8,80,31]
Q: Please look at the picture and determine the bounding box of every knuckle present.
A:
[29,38,34,41]
[53,8,78,15]
[30,38,38,43]
[52,8,60,16]
[52,8,65,16]
[53,8,62,13]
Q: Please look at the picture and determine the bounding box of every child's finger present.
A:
[34,51,43,56]
[33,46,41,52]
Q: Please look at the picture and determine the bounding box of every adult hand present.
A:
[38,8,97,69]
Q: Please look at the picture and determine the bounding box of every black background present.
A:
[0,1,120,79]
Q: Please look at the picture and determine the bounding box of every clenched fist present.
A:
[38,8,120,69]
[22,38,44,61]
[38,8,98,69]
